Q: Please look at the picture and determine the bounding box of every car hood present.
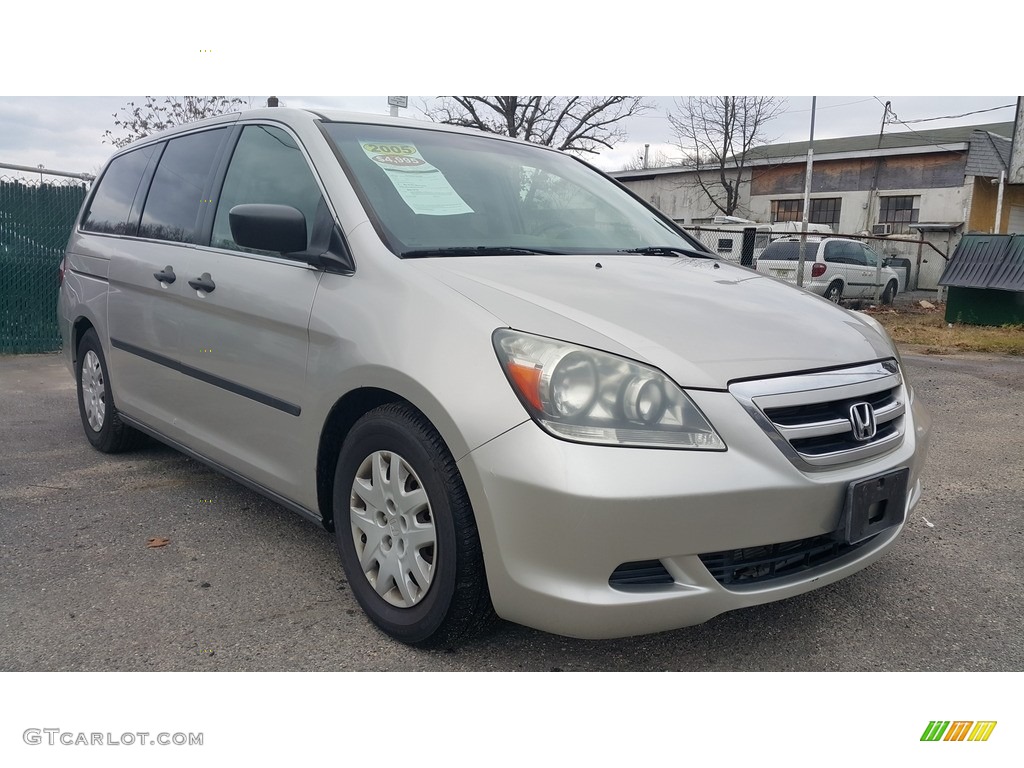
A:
[410,255,897,390]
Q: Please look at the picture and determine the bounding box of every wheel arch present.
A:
[310,359,527,532]
[71,315,97,364]
[316,387,426,531]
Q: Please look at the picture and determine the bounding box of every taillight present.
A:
[811,262,826,278]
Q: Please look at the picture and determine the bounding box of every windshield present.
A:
[323,122,703,257]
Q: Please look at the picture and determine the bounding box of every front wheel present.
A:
[823,281,843,303]
[333,403,494,647]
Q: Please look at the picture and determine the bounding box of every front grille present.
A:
[609,560,674,588]
[700,532,875,586]
[731,360,907,470]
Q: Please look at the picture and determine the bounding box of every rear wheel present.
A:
[882,280,897,305]
[823,281,843,303]
[75,328,144,453]
[333,403,495,647]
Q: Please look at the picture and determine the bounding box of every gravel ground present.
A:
[1,351,1021,671]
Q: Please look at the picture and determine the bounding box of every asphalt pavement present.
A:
[1,350,1022,671]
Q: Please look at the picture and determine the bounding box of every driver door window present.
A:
[212,125,324,255]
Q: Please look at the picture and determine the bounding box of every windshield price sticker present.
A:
[360,141,473,216]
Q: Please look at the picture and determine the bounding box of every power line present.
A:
[870,97,986,153]
[897,103,1015,124]
[786,97,875,114]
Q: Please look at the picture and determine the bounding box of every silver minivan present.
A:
[58,108,931,646]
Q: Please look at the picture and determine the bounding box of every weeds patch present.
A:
[862,302,1024,356]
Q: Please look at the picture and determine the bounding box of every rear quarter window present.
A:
[81,145,156,235]
[758,241,821,261]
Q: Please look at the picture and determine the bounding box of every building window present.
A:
[810,198,841,229]
[770,198,841,229]
[716,238,734,253]
[771,199,802,222]
[879,196,919,234]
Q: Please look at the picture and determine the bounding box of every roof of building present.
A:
[963,130,1012,177]
[939,233,1024,292]
[612,121,1016,180]
[745,121,1013,163]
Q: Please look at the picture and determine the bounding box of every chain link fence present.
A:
[1,175,88,353]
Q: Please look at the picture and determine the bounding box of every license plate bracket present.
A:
[843,468,909,544]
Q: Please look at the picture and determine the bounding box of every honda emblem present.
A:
[849,402,877,442]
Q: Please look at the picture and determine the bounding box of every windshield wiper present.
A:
[401,246,562,258]
[619,246,716,259]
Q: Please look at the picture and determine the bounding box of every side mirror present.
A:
[229,204,307,254]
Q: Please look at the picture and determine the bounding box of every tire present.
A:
[823,281,843,303]
[882,280,897,305]
[75,328,144,453]
[333,403,495,647]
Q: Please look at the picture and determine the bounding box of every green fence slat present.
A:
[0,177,88,354]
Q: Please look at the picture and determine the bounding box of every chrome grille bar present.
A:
[730,360,907,471]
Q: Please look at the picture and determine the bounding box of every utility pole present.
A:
[994,170,1006,233]
[796,97,816,288]
[866,101,891,232]
[868,101,891,304]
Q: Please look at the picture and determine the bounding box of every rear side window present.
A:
[824,241,866,265]
[138,128,228,243]
[81,146,155,234]
[211,125,324,253]
[759,241,821,261]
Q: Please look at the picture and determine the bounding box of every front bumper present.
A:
[457,387,930,639]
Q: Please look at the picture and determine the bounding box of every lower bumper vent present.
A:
[609,560,674,588]
[700,533,876,586]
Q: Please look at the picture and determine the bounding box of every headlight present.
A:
[493,329,725,450]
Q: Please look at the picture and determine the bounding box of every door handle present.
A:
[188,273,216,293]
[153,266,176,284]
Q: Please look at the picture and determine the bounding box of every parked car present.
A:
[755,236,901,304]
[58,109,931,646]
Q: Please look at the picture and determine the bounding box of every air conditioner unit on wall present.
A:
[872,223,892,236]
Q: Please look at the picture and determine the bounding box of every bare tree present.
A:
[422,97,652,156]
[668,96,787,216]
[103,96,248,148]
[620,146,672,171]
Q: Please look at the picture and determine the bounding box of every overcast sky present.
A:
[3,1,1019,180]
[0,94,1017,182]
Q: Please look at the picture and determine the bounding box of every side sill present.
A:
[119,413,325,529]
